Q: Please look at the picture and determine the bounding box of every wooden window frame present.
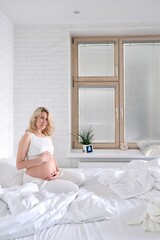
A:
[72,36,120,149]
[72,81,120,149]
[71,35,160,149]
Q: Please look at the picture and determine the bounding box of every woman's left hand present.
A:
[47,171,60,180]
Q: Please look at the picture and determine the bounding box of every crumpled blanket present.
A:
[0,182,115,239]
[98,168,156,199]
[98,160,160,200]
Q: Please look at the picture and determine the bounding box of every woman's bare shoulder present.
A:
[20,131,31,143]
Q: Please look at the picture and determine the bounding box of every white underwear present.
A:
[23,173,47,190]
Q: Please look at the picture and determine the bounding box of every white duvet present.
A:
[0,183,115,240]
[98,160,160,200]
[98,159,160,232]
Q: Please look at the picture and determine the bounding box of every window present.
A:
[123,40,160,144]
[78,42,115,77]
[71,36,160,149]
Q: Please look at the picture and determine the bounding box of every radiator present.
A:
[78,161,127,168]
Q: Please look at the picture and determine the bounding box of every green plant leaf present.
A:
[72,125,94,145]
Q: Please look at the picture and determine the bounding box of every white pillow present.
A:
[137,141,160,156]
[0,158,24,188]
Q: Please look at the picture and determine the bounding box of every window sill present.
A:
[66,149,158,160]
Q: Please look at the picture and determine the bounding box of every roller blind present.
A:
[124,42,160,142]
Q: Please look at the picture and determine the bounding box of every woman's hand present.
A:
[39,151,52,164]
[46,171,60,181]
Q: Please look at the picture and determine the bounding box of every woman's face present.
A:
[35,111,48,131]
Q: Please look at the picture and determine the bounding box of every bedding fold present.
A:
[98,160,160,200]
[0,183,115,239]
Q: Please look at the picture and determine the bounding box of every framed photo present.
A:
[86,145,93,153]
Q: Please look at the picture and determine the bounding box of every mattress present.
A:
[0,162,160,240]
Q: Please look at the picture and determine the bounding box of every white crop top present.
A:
[26,132,54,160]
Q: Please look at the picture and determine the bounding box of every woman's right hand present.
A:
[39,151,52,163]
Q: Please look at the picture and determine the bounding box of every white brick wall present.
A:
[13,26,71,167]
[0,11,13,158]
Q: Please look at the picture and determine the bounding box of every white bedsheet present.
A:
[0,182,115,240]
[98,161,160,200]
[0,164,160,240]
[98,160,160,233]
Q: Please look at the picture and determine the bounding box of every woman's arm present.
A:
[16,133,51,170]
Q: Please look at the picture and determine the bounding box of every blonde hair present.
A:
[26,107,55,136]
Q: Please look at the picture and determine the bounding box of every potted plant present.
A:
[73,125,94,153]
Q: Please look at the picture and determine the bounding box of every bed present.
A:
[0,157,160,240]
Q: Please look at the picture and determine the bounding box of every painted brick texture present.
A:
[0,11,13,158]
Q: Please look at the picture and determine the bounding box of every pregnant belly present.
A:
[26,160,57,180]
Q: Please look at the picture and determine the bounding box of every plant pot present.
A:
[82,144,93,153]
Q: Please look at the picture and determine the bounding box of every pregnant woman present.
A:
[16,106,85,193]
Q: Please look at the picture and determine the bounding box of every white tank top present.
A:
[26,132,54,160]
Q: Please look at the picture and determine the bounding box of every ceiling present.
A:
[0,0,160,25]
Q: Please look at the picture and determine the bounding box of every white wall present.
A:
[0,11,13,158]
[13,23,160,167]
[13,26,71,167]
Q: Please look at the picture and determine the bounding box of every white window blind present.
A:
[124,43,160,142]
[78,43,114,77]
[79,87,115,143]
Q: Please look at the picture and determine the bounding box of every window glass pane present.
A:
[79,87,115,143]
[78,43,114,77]
[124,43,160,142]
